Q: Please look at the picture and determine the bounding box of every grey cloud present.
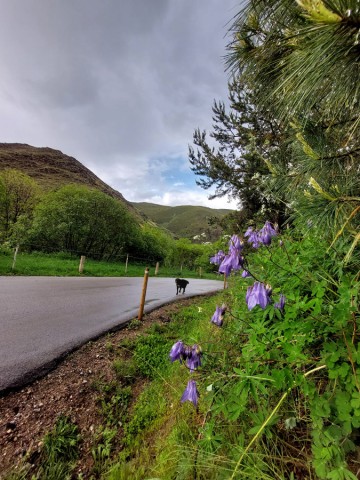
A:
[0,0,240,208]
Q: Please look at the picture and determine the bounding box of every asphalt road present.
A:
[0,276,223,392]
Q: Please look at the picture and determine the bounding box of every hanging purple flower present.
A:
[169,341,185,362]
[210,250,225,265]
[181,379,199,406]
[247,229,262,248]
[241,270,252,278]
[211,304,227,327]
[229,235,243,254]
[274,294,286,311]
[219,252,244,276]
[246,282,272,310]
[186,344,202,372]
[244,226,254,238]
[261,221,278,237]
[259,221,278,245]
[260,232,272,246]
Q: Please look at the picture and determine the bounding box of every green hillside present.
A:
[0,143,141,219]
[131,202,233,240]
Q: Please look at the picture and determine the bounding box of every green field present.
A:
[0,250,218,279]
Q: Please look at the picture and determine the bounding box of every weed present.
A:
[106,341,115,353]
[112,358,139,384]
[42,414,80,463]
[97,383,132,426]
[127,319,142,330]
[133,334,172,379]
[31,415,81,480]
[117,337,137,351]
[91,427,117,477]
[146,323,167,335]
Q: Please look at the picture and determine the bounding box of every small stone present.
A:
[6,422,16,430]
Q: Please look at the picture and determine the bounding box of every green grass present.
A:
[0,251,218,279]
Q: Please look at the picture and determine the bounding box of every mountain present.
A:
[131,202,233,240]
[0,143,141,218]
[0,143,234,240]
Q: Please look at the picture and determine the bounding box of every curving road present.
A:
[0,276,223,392]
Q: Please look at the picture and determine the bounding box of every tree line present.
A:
[0,168,220,270]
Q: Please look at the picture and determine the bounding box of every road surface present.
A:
[0,276,222,392]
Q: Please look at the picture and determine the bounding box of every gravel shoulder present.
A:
[0,296,203,478]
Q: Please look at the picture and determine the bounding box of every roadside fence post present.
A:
[125,254,129,274]
[12,245,19,271]
[155,262,159,275]
[199,267,202,278]
[223,273,227,289]
[79,255,86,274]
[138,267,149,321]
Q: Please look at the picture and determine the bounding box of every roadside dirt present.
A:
[0,297,201,478]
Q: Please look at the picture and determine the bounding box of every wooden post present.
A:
[223,272,227,290]
[79,255,86,274]
[125,254,129,274]
[138,267,149,320]
[12,245,19,271]
[155,262,159,275]
[199,267,202,278]
[180,263,183,273]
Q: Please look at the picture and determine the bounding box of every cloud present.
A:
[0,0,240,209]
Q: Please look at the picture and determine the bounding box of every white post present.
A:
[155,262,159,275]
[12,245,19,271]
[125,254,129,274]
[79,255,86,274]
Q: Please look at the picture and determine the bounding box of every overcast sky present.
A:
[0,0,240,209]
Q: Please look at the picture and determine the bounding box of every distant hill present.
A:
[131,202,233,240]
[0,143,234,240]
[0,143,141,219]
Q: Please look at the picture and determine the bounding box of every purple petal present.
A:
[169,341,184,362]
[181,380,199,406]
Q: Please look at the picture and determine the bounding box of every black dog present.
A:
[175,278,189,295]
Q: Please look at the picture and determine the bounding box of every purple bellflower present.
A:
[244,226,254,238]
[229,235,243,254]
[181,379,199,407]
[186,344,202,372]
[241,269,252,278]
[274,294,286,311]
[246,281,272,310]
[211,304,227,327]
[246,229,262,248]
[210,250,225,265]
[219,252,244,277]
[260,232,272,246]
[262,221,278,237]
[259,221,278,245]
[169,341,185,362]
